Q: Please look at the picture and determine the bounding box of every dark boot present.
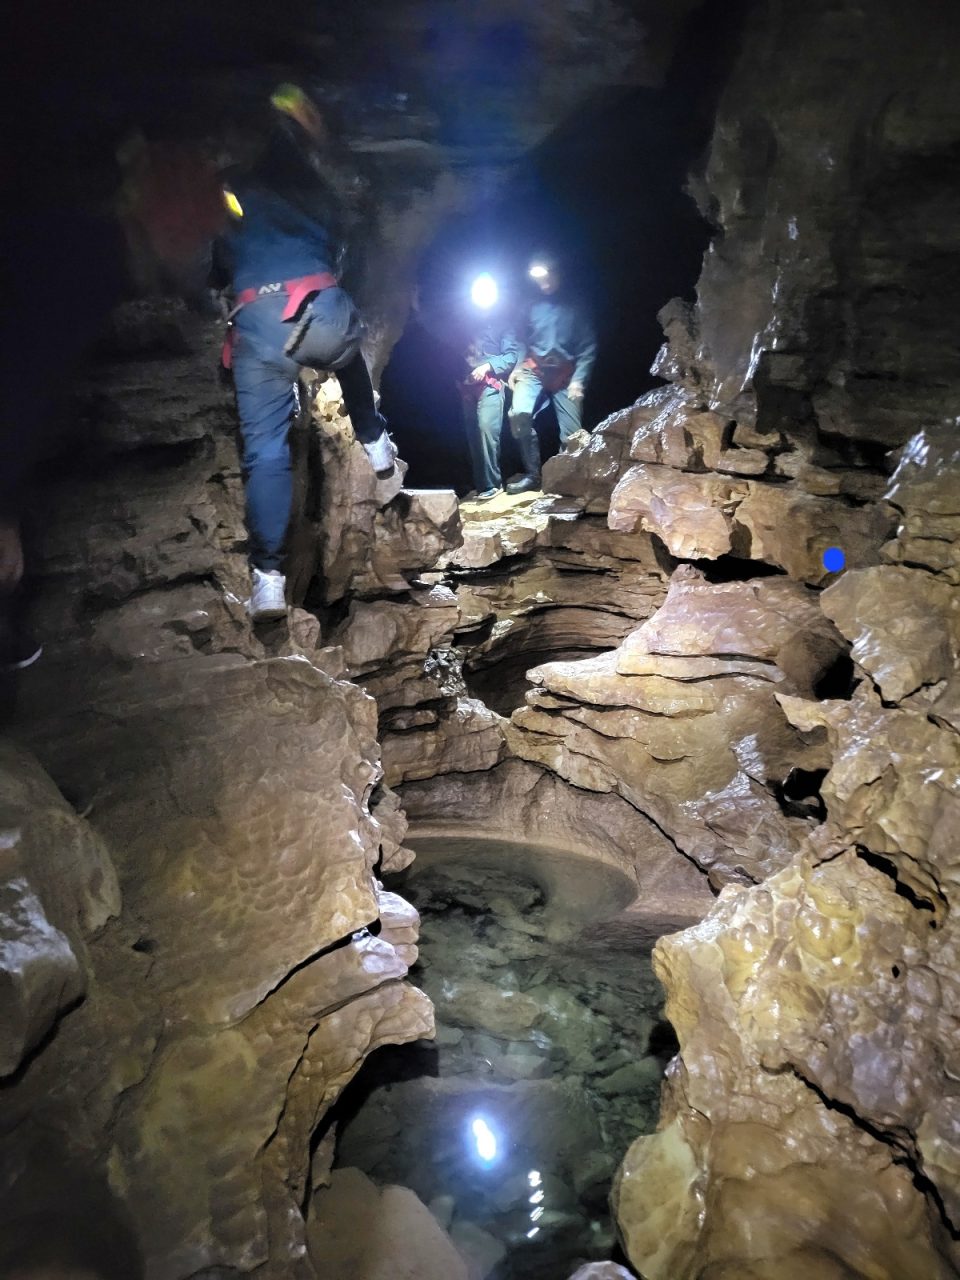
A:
[506,413,541,494]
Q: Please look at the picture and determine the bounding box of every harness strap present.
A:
[234,271,338,320]
[221,271,339,369]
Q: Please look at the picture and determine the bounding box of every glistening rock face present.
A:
[507,568,840,888]
[0,301,438,1278]
[613,852,959,1280]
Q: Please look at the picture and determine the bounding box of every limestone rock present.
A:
[779,688,960,903]
[609,462,747,558]
[882,426,960,584]
[308,1167,469,1280]
[821,564,960,702]
[567,1265,634,1280]
[0,873,83,1079]
[732,484,896,585]
[442,490,583,571]
[629,397,731,470]
[330,586,460,678]
[0,743,120,1076]
[614,852,960,1280]
[508,570,839,885]
[381,696,506,787]
[540,394,656,512]
[315,394,461,602]
[400,759,714,936]
[619,567,847,694]
[451,516,673,716]
[2,653,435,1277]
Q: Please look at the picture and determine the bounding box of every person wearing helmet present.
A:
[460,274,521,501]
[217,87,396,622]
[506,255,596,494]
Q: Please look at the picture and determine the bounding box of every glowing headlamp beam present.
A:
[470,273,499,309]
[528,263,549,280]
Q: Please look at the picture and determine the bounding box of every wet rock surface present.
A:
[591,0,960,1270]
[0,302,439,1278]
[506,568,838,888]
[5,0,960,1274]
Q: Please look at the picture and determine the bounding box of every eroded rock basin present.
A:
[327,837,675,1278]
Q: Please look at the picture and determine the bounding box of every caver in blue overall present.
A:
[220,185,385,571]
[509,294,597,480]
[461,320,521,493]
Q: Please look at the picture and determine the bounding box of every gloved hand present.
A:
[0,521,23,592]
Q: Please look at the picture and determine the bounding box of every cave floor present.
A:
[330,840,669,1279]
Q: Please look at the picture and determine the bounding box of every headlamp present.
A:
[470,273,499,310]
[271,83,309,117]
[528,263,549,280]
[223,187,243,219]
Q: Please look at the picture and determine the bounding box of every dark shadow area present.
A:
[694,554,787,583]
[381,0,755,491]
[774,767,828,822]
[812,650,857,700]
[465,646,599,717]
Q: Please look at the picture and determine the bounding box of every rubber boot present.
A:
[506,414,541,494]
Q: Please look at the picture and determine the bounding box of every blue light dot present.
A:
[822,547,846,573]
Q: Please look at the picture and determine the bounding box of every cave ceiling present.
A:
[19,0,707,172]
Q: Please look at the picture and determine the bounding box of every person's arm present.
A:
[569,308,597,396]
[487,326,521,378]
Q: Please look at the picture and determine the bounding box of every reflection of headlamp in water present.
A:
[470,273,499,310]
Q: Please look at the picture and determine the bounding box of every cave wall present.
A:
[4,0,960,1276]
[484,0,960,1275]
[1,3,711,1271]
[0,303,444,1279]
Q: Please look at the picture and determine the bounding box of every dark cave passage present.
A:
[380,0,753,493]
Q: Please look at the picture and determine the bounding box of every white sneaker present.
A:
[361,430,398,475]
[248,569,287,621]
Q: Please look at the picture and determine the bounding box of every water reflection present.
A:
[332,840,676,1279]
[471,1116,499,1164]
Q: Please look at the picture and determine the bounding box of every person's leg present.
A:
[232,336,297,573]
[470,386,504,493]
[506,368,544,493]
[286,288,395,472]
[553,388,583,444]
[336,352,388,445]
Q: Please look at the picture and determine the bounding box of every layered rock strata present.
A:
[587,0,960,1271]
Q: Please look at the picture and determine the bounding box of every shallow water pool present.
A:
[330,837,676,1279]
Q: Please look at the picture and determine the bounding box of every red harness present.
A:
[221,271,338,369]
[523,353,575,394]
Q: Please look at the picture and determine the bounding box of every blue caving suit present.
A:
[510,293,597,476]
[219,185,385,572]
[461,320,521,493]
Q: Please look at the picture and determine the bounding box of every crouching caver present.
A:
[217,148,395,621]
[507,254,596,495]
